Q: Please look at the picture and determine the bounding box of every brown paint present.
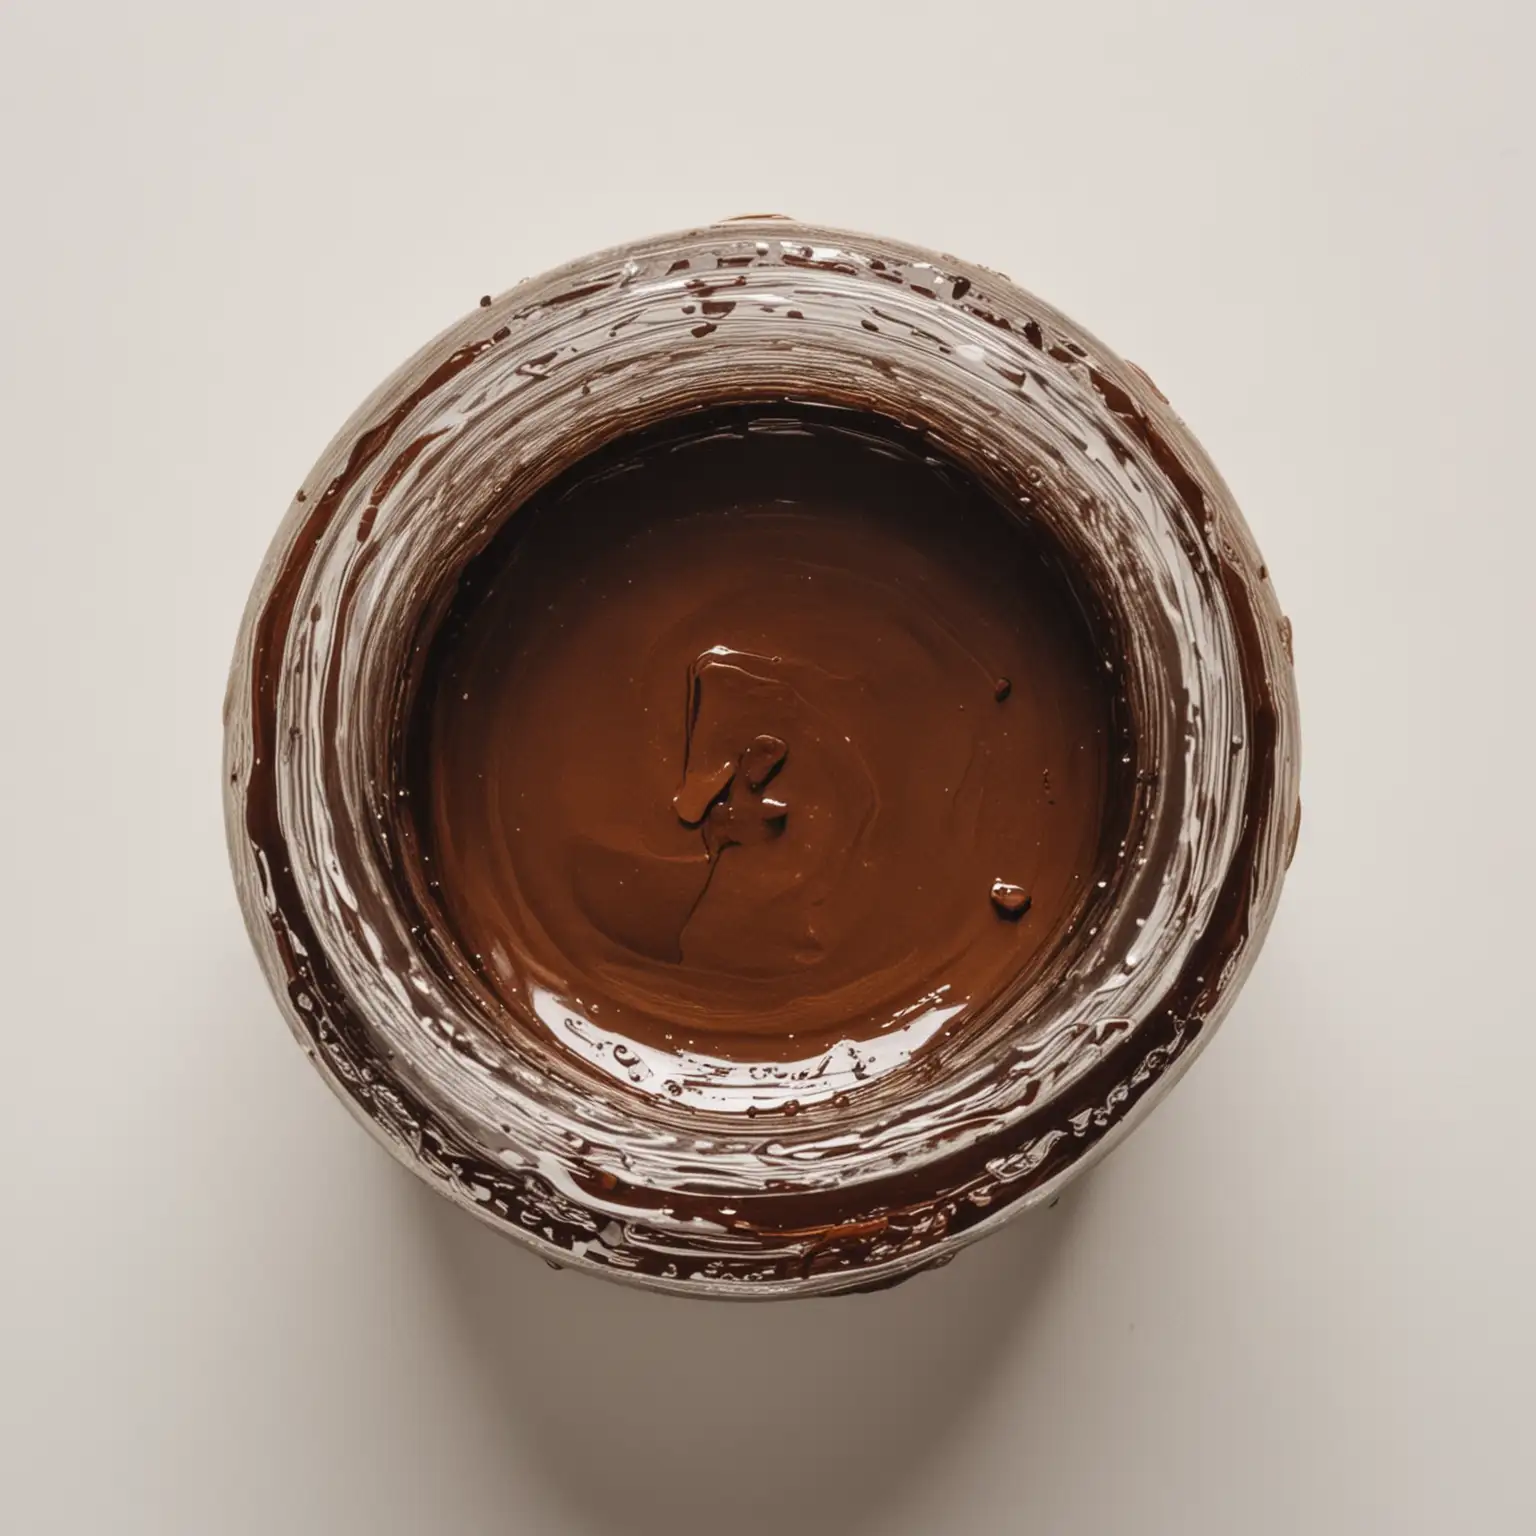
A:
[408,409,1112,1070]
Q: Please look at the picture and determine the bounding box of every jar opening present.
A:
[390,401,1138,1114]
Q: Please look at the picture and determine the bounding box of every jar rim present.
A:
[224,219,1299,1296]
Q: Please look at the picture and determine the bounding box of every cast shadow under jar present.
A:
[409,1181,1082,1536]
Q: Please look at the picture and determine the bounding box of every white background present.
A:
[2,3,1532,1532]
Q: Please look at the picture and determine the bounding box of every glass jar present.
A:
[223,219,1300,1297]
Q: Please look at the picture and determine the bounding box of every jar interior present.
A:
[387,400,1138,1114]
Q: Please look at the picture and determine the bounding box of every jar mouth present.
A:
[387,400,1138,1117]
[225,220,1299,1295]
